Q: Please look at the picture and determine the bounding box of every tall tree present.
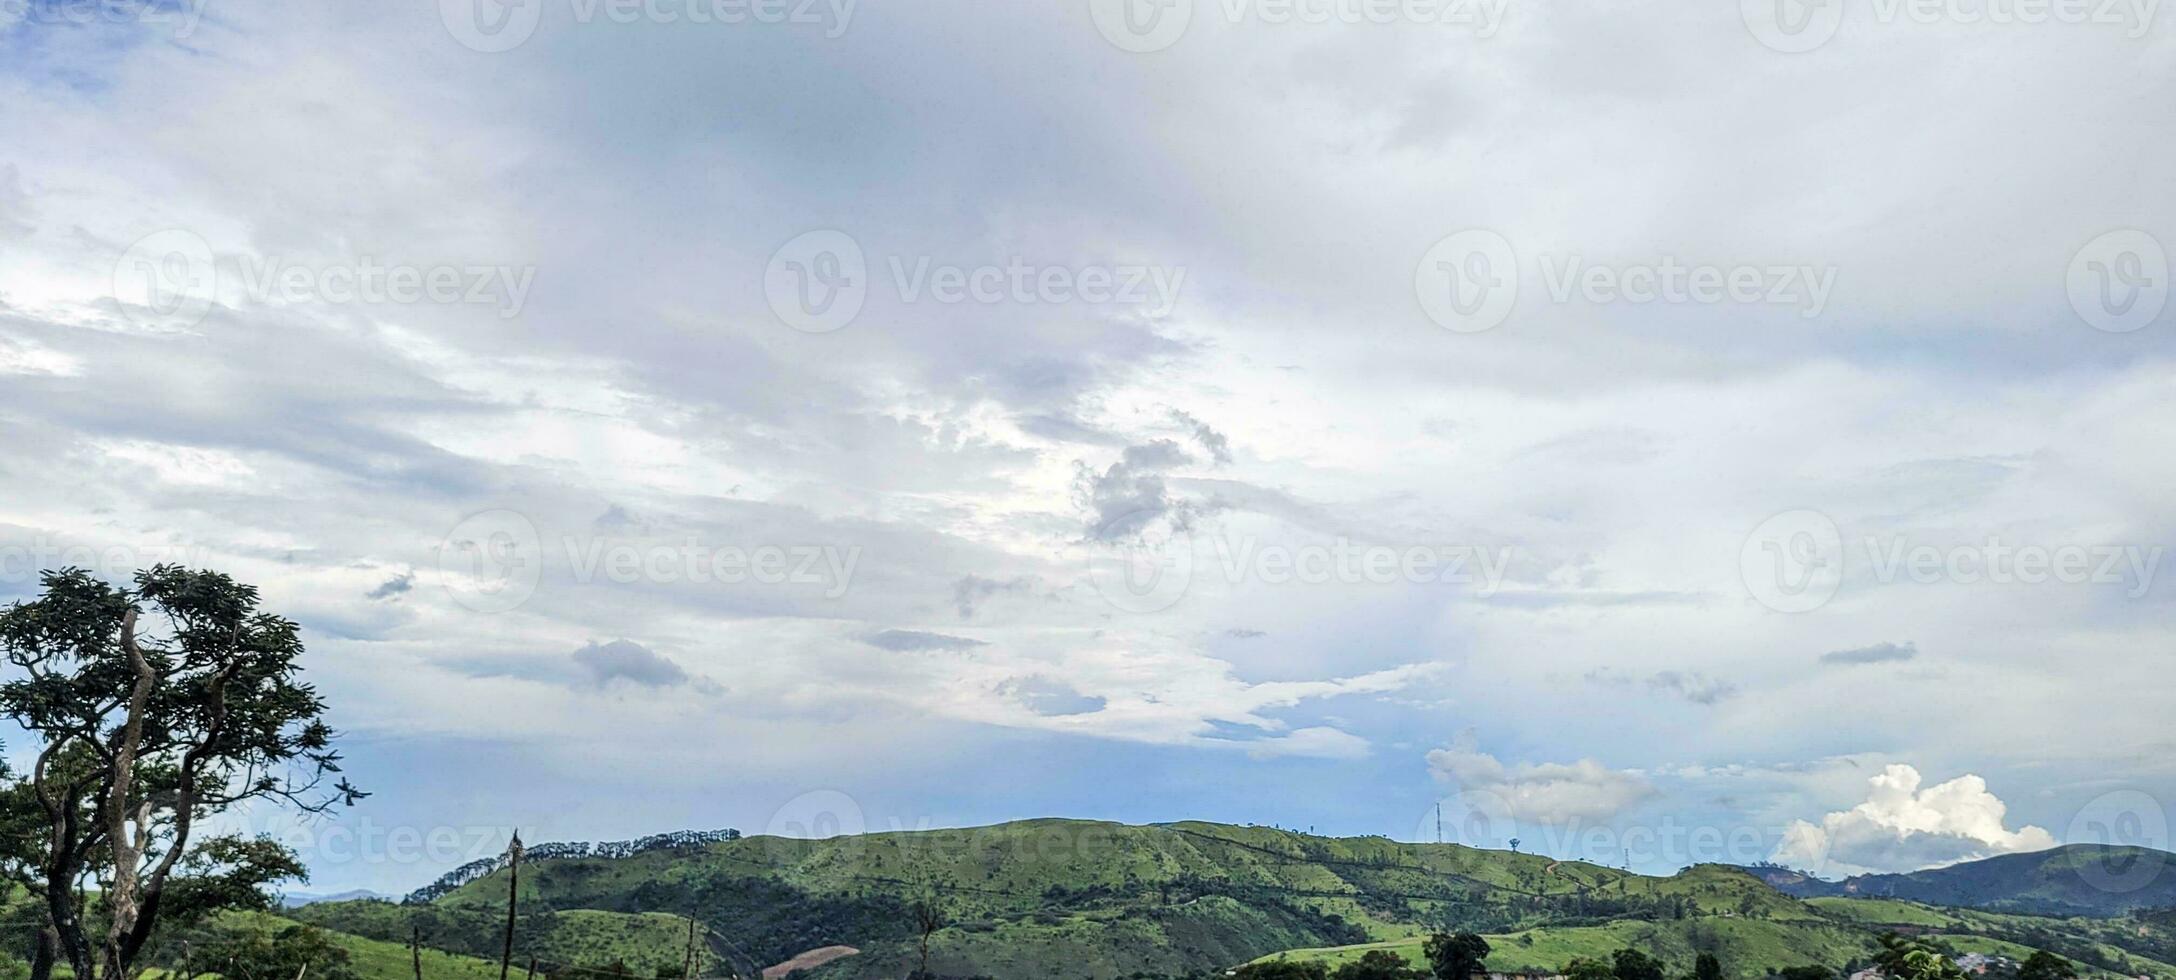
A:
[1695,952,1723,980]
[0,566,360,980]
[1612,949,1665,980]
[1424,932,1490,980]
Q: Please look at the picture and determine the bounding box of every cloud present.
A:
[1244,726,1371,760]
[1074,441,1197,542]
[1224,628,1266,639]
[952,575,1034,620]
[1426,734,1657,824]
[0,163,32,240]
[860,629,987,652]
[365,572,414,601]
[1586,668,1739,705]
[1771,764,2057,876]
[999,676,1106,716]
[1170,409,1233,465]
[571,640,689,689]
[1821,641,1920,666]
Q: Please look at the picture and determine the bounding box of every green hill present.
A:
[335,821,2176,980]
[1756,846,2176,916]
[23,822,2163,980]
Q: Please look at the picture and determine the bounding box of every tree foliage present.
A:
[2017,951,2077,980]
[0,566,359,980]
[186,920,357,980]
[1424,932,1490,980]
[1612,948,1665,980]
[1332,950,1426,980]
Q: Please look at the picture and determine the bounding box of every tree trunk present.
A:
[101,609,158,980]
[499,835,523,980]
[30,923,57,980]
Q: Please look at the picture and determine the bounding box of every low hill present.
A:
[348,820,2175,980]
[1753,846,2176,916]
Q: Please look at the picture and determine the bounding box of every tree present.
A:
[1776,967,1835,980]
[2018,952,2077,980]
[1876,933,1928,976]
[190,920,357,980]
[1333,950,1427,980]
[0,567,361,980]
[1893,951,1967,980]
[1613,949,1665,980]
[1695,953,1723,980]
[1424,932,1490,980]
[1565,958,1616,980]
[908,889,946,980]
[1873,933,1963,980]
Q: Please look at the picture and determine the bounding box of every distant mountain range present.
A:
[1748,845,2176,916]
[279,888,392,909]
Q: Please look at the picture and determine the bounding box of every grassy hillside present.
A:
[36,821,2162,980]
[380,822,1992,979]
[1259,897,2176,980]
[292,903,711,977]
[267,914,506,980]
[1761,846,2176,916]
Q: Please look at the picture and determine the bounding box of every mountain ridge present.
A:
[287,818,2176,980]
[1748,844,2176,916]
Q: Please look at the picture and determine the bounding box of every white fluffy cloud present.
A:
[1772,764,2058,876]
[1426,734,1656,824]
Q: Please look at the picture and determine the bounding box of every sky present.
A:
[1,0,2173,897]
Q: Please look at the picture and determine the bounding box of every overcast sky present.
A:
[2,0,2173,894]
